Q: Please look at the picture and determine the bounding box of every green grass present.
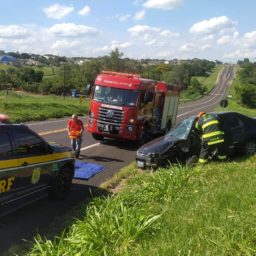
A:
[0,90,89,123]
[27,155,256,256]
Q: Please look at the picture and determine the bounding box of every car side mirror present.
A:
[85,84,92,96]
[144,91,153,104]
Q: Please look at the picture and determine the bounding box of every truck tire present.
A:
[138,131,148,146]
[92,133,104,141]
[49,167,74,199]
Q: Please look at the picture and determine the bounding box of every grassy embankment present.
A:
[0,90,89,123]
[26,65,256,255]
[27,156,256,256]
[180,64,223,102]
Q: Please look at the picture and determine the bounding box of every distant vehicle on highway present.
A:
[136,112,256,168]
[0,123,75,217]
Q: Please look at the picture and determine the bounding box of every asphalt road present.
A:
[0,65,234,255]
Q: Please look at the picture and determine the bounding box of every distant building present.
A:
[0,55,18,65]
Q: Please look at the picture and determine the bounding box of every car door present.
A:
[10,125,53,192]
[0,126,19,203]
[221,113,246,153]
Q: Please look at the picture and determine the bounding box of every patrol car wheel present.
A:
[244,140,256,154]
[49,167,74,199]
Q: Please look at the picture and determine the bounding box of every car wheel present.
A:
[186,155,199,166]
[244,140,256,154]
[92,133,104,141]
[49,167,74,199]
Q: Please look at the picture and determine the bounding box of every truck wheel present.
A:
[244,140,256,154]
[92,133,104,141]
[49,167,74,199]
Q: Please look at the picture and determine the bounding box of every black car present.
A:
[136,112,256,168]
[0,123,75,216]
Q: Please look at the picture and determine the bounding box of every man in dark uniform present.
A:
[195,112,227,164]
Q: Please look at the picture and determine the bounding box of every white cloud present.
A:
[180,43,197,52]
[51,40,80,50]
[128,25,160,37]
[134,10,146,20]
[224,48,256,59]
[94,40,132,53]
[217,35,232,45]
[217,31,239,45]
[117,14,131,22]
[43,4,74,20]
[143,0,182,10]
[190,16,236,34]
[146,39,157,46]
[160,30,179,37]
[202,34,215,41]
[180,43,211,52]
[201,44,212,50]
[0,25,30,38]
[78,6,91,16]
[244,31,256,44]
[49,23,99,37]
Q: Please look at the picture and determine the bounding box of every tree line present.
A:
[235,58,256,108]
[0,48,216,96]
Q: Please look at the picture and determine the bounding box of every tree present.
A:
[190,78,206,95]
[102,48,125,71]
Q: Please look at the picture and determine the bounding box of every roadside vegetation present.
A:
[27,155,256,256]
[180,64,223,102]
[0,90,89,123]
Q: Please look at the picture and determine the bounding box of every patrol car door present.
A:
[0,126,19,201]
[11,126,52,192]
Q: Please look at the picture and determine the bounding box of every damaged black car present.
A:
[136,112,256,169]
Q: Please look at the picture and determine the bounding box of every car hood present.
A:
[137,135,179,155]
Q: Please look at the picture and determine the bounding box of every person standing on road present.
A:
[195,112,227,164]
[67,114,84,159]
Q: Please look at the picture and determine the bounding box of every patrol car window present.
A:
[0,132,12,158]
[12,127,46,156]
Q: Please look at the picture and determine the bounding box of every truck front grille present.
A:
[97,107,124,133]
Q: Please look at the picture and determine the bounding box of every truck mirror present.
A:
[144,92,153,104]
[220,99,228,108]
[85,84,92,95]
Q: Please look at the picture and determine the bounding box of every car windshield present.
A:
[166,116,195,140]
[93,85,139,107]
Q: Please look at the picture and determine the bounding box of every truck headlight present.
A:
[89,111,94,125]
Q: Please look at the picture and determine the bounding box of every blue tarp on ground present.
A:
[74,160,105,180]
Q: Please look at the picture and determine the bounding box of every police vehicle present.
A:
[0,122,75,216]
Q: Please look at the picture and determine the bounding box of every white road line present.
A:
[80,143,101,151]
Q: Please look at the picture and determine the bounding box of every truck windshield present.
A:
[93,85,139,107]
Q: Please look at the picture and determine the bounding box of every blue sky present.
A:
[0,0,256,62]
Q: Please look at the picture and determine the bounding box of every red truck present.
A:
[87,71,180,144]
